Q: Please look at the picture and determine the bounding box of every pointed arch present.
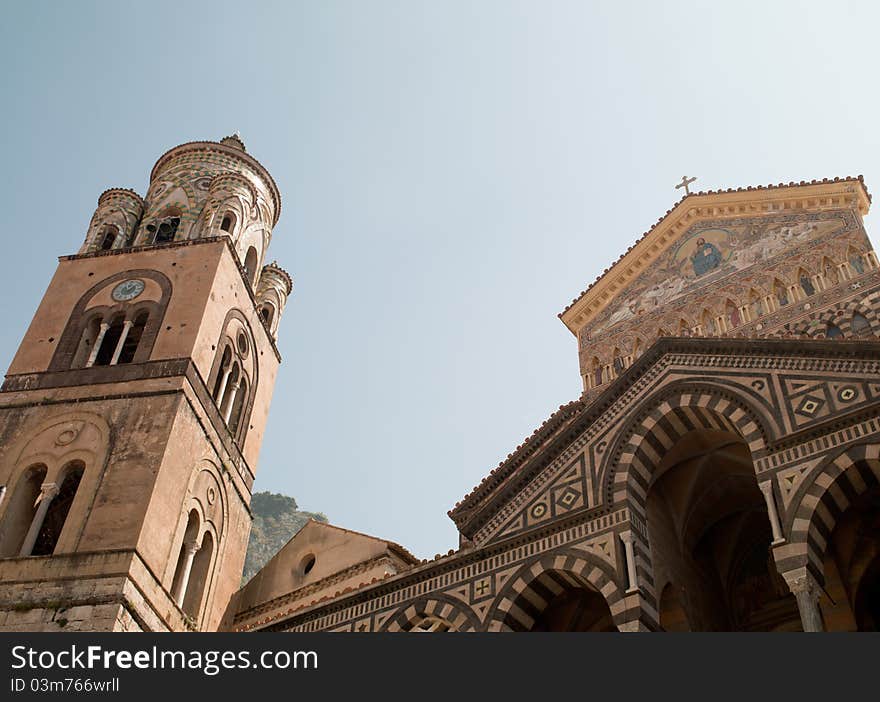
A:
[773,278,790,307]
[796,267,815,297]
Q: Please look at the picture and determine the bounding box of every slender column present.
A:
[222,380,241,424]
[620,531,639,593]
[214,366,233,405]
[759,481,785,545]
[172,539,201,606]
[109,320,134,365]
[784,571,824,632]
[19,483,60,556]
[85,323,110,368]
[0,485,6,510]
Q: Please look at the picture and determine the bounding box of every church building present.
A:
[235,176,880,633]
[0,136,878,632]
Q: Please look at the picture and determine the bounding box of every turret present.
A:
[256,262,293,339]
[79,188,145,254]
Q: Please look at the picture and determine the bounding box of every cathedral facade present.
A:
[235,176,880,633]
[1,137,879,633]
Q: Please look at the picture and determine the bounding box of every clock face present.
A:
[111,279,145,302]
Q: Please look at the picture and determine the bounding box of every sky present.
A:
[1,1,879,559]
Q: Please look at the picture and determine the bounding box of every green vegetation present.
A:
[243,492,328,584]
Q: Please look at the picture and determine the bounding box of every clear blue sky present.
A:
[1,1,878,558]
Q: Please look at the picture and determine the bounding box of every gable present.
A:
[582,211,852,343]
[236,521,405,612]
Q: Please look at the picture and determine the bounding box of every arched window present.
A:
[0,465,47,557]
[244,247,258,287]
[98,226,118,251]
[774,279,789,307]
[797,272,813,297]
[93,315,126,366]
[75,310,152,369]
[146,215,180,244]
[822,257,839,287]
[228,377,248,435]
[116,311,149,364]
[852,312,872,336]
[212,347,233,402]
[701,309,716,335]
[50,272,170,373]
[749,289,765,318]
[220,362,241,423]
[259,304,275,329]
[611,348,624,377]
[73,315,103,368]
[31,462,84,557]
[171,510,200,607]
[591,357,602,389]
[208,316,257,445]
[849,247,865,275]
[726,299,741,328]
[183,531,214,619]
[220,212,235,233]
[826,323,843,339]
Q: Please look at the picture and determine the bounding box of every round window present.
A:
[300,554,316,576]
[237,332,249,356]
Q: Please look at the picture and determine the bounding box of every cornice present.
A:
[559,177,872,335]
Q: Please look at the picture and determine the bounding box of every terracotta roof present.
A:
[558,176,871,319]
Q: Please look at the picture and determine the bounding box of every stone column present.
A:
[109,320,134,365]
[214,366,233,406]
[222,380,241,424]
[172,539,201,606]
[0,485,6,510]
[784,570,824,632]
[620,531,639,593]
[759,481,785,545]
[19,483,60,556]
[85,323,110,368]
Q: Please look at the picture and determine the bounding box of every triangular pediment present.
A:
[560,179,870,337]
[236,520,417,613]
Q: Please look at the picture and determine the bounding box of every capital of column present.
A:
[784,570,820,598]
[38,482,60,502]
[619,530,635,544]
[183,538,201,556]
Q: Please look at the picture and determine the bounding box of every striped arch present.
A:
[790,296,880,339]
[380,593,480,632]
[782,443,880,585]
[486,549,625,632]
[602,385,771,519]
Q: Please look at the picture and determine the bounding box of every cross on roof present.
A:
[676,175,697,195]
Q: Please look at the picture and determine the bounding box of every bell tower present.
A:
[0,136,292,632]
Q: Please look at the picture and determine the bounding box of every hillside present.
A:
[243,491,328,583]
